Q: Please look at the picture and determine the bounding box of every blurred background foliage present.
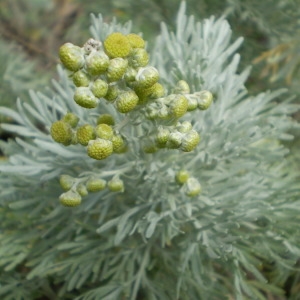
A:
[0,0,299,295]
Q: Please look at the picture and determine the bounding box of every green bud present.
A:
[186,96,198,111]
[167,132,183,149]
[50,120,73,146]
[72,70,90,87]
[169,94,188,118]
[176,121,192,133]
[59,190,82,207]
[180,130,200,152]
[107,58,128,82]
[155,126,170,148]
[104,32,131,58]
[95,124,114,140]
[74,87,99,109]
[86,51,110,76]
[175,170,190,185]
[87,138,113,160]
[135,67,159,89]
[107,176,124,192]
[197,90,213,110]
[59,175,75,191]
[59,43,84,72]
[63,112,79,128]
[142,140,157,153]
[126,33,145,49]
[148,83,165,99]
[97,114,115,126]
[76,124,96,146]
[111,134,126,153]
[86,178,107,192]
[76,183,88,197]
[173,80,190,94]
[184,177,202,197]
[115,90,139,113]
[91,79,108,98]
[104,84,119,102]
[124,67,138,83]
[128,48,149,68]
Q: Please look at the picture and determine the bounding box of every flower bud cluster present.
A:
[175,170,202,197]
[59,174,124,207]
[50,112,126,160]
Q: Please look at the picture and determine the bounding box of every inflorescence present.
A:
[50,32,213,206]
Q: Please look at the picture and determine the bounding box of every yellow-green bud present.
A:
[197,90,213,110]
[115,90,139,113]
[170,94,188,118]
[63,112,79,128]
[87,139,113,160]
[50,120,73,146]
[126,33,145,48]
[104,84,119,102]
[180,130,200,152]
[74,87,99,109]
[155,127,170,148]
[176,121,192,133]
[173,80,190,94]
[107,58,128,82]
[97,114,115,126]
[86,51,110,76]
[167,132,183,149]
[111,134,126,153]
[175,170,190,184]
[104,32,131,58]
[86,178,107,192]
[76,124,95,146]
[95,124,114,140]
[128,48,149,68]
[136,67,159,89]
[59,190,82,207]
[184,177,202,197]
[187,96,198,111]
[76,183,88,197]
[148,83,165,99]
[59,175,75,191]
[142,140,157,153]
[107,177,124,192]
[72,70,90,87]
[59,43,84,72]
[91,79,108,98]
[124,67,138,83]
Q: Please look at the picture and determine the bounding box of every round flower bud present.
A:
[142,140,157,153]
[59,43,84,72]
[176,121,192,133]
[136,67,159,89]
[197,90,213,110]
[104,32,131,58]
[134,84,156,104]
[167,132,183,149]
[86,51,110,76]
[111,134,126,153]
[72,70,90,87]
[74,87,99,109]
[107,58,128,82]
[59,190,82,207]
[180,130,200,152]
[86,178,107,192]
[97,114,115,126]
[175,170,190,185]
[148,83,165,99]
[107,177,124,192]
[104,84,119,102]
[126,33,145,48]
[95,124,114,140]
[87,138,113,160]
[184,177,202,197]
[173,80,190,94]
[50,120,73,146]
[155,127,170,148]
[128,48,149,68]
[76,124,95,146]
[170,94,188,118]
[91,79,108,98]
[124,67,138,83]
[59,175,75,191]
[115,90,139,113]
[63,112,79,128]
[76,183,88,197]
[186,96,198,111]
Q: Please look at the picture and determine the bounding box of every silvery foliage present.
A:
[0,2,299,300]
